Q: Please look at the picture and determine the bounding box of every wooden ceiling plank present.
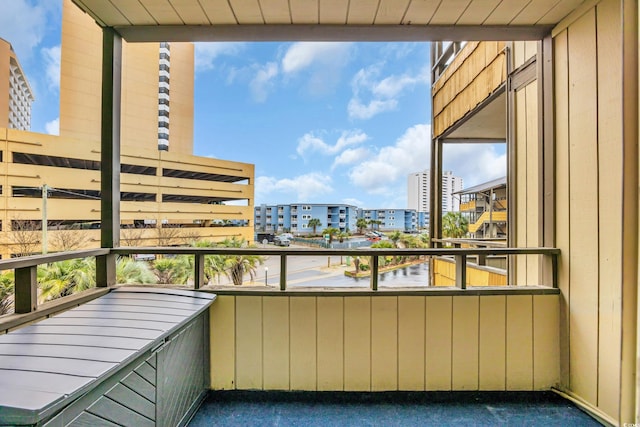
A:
[199,0,238,24]
[374,0,411,24]
[78,0,131,26]
[229,0,265,24]
[456,0,502,25]
[138,0,184,24]
[347,0,379,25]
[402,0,441,25]
[290,0,319,24]
[537,0,584,25]
[170,0,211,24]
[510,0,560,24]
[108,0,156,25]
[483,0,530,25]
[319,0,348,24]
[259,0,291,24]
[430,0,472,25]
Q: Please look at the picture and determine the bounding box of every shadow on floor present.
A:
[189,391,601,426]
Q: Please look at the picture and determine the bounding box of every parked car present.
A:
[274,236,290,247]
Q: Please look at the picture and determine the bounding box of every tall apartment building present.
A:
[0,0,253,258]
[255,204,357,234]
[0,38,34,131]
[407,170,463,216]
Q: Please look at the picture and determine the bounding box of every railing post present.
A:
[96,254,116,287]
[280,255,287,291]
[194,253,204,289]
[15,266,37,314]
[455,254,467,289]
[370,256,379,291]
[552,253,558,288]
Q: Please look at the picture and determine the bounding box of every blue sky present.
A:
[2,1,506,210]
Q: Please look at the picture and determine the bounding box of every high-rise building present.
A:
[407,170,463,216]
[0,38,34,131]
[59,0,194,154]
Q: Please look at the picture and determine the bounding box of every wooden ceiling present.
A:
[71,0,585,42]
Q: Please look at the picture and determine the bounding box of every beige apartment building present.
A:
[0,38,35,131]
[0,0,254,258]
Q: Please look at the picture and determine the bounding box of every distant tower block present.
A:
[0,38,35,130]
[158,42,170,151]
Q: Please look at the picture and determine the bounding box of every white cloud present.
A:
[332,147,370,169]
[282,42,352,74]
[45,117,59,135]
[0,0,48,61]
[442,144,507,187]
[347,98,398,120]
[342,198,363,207]
[194,42,245,72]
[250,62,278,102]
[256,173,333,203]
[296,130,368,158]
[42,45,60,90]
[348,64,429,120]
[348,124,431,195]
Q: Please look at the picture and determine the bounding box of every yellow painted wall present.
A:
[432,257,507,287]
[59,0,194,155]
[0,128,254,258]
[432,41,506,138]
[514,79,542,287]
[210,293,559,391]
[553,0,628,423]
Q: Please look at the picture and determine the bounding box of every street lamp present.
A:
[264,267,268,286]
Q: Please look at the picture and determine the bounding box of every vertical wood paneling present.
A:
[479,296,506,390]
[344,297,371,391]
[210,296,235,389]
[506,295,533,390]
[289,297,316,390]
[262,297,289,390]
[425,296,452,390]
[525,81,540,285]
[398,296,425,390]
[235,296,262,389]
[317,297,344,390]
[533,295,560,389]
[452,296,479,390]
[515,87,528,285]
[567,8,599,405]
[595,0,622,418]
[371,297,398,390]
[553,29,571,391]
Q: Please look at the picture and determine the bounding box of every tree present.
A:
[442,212,469,238]
[322,227,339,243]
[356,218,369,234]
[368,219,382,231]
[389,231,402,248]
[50,226,91,251]
[0,272,14,315]
[219,237,264,286]
[121,227,146,246]
[8,219,41,257]
[307,218,321,235]
[152,257,192,285]
[155,225,183,246]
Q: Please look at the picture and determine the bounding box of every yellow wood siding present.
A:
[552,0,626,422]
[432,42,507,138]
[432,257,507,287]
[211,294,560,392]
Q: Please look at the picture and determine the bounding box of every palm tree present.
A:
[116,257,156,285]
[356,218,369,234]
[442,212,469,238]
[0,272,14,315]
[322,227,339,243]
[219,237,264,286]
[389,231,403,248]
[152,256,192,285]
[368,219,383,231]
[307,218,322,235]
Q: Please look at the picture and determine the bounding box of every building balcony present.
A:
[0,245,582,426]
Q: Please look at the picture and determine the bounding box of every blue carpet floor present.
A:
[189,391,601,426]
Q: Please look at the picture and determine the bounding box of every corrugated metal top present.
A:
[0,287,215,425]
